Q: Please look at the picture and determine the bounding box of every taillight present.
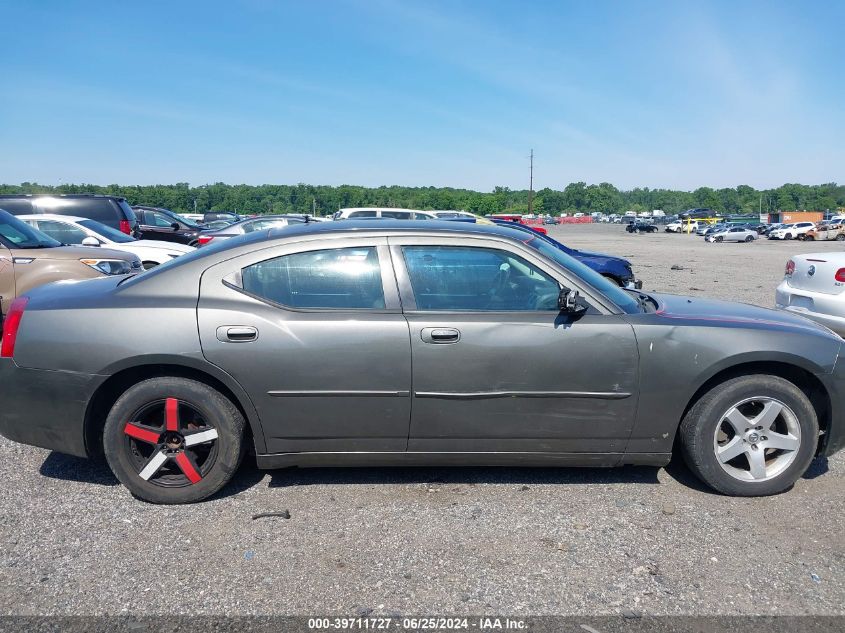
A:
[1,297,29,358]
[119,219,132,235]
[835,268,845,283]
[785,260,795,276]
[197,235,214,246]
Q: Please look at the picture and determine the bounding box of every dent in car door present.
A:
[391,238,640,455]
[197,238,412,454]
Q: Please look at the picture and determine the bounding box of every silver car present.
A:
[776,252,845,336]
[705,226,757,243]
[197,215,305,246]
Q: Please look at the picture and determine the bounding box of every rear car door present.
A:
[197,237,412,454]
[390,235,640,456]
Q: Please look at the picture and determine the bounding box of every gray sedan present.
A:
[1,221,843,503]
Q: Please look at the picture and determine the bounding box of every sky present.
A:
[0,0,843,192]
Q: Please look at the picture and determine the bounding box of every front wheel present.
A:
[715,236,723,242]
[679,375,818,496]
[836,234,845,241]
[784,234,793,240]
[103,377,246,504]
[744,235,754,242]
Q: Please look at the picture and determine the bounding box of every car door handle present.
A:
[421,327,460,344]
[216,326,258,343]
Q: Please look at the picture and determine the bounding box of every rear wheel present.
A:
[679,375,818,496]
[744,235,754,242]
[103,377,245,504]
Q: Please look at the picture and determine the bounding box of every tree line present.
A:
[2,181,843,217]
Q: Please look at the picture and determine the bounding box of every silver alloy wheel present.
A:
[713,397,801,482]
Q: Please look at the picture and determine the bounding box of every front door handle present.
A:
[421,327,460,344]
[216,326,258,343]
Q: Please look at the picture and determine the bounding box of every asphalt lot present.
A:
[0,223,843,616]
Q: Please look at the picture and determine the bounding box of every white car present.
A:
[768,222,816,240]
[776,252,845,336]
[705,226,757,243]
[332,208,437,220]
[19,214,194,269]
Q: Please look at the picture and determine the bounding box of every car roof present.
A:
[0,193,126,200]
[17,213,89,223]
[264,219,529,241]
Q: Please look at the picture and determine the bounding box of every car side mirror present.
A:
[81,236,100,247]
[558,287,588,315]
[171,223,181,231]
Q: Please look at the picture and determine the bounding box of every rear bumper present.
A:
[0,359,101,458]
[775,281,845,337]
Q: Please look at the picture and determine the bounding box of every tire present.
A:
[804,235,814,241]
[837,234,845,241]
[715,236,723,242]
[744,235,753,242]
[785,234,793,240]
[141,261,159,270]
[103,377,246,504]
[679,374,818,496]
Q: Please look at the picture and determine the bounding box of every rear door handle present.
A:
[216,326,258,343]
[421,327,460,344]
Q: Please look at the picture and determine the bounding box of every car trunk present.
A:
[787,255,845,295]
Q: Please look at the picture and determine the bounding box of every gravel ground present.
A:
[0,223,843,617]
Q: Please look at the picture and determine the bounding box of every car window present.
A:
[349,210,377,218]
[78,219,135,243]
[0,211,61,248]
[36,197,119,225]
[33,219,90,244]
[243,219,287,233]
[402,245,560,311]
[147,211,178,228]
[380,211,410,219]
[241,247,385,309]
[0,199,34,215]
[411,212,433,220]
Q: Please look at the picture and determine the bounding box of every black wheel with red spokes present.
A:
[104,377,245,504]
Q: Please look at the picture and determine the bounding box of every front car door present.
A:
[137,209,182,243]
[197,236,412,454]
[389,235,640,457]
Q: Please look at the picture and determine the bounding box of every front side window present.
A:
[148,211,178,228]
[402,245,560,311]
[242,247,385,309]
[34,220,90,244]
[242,219,287,233]
[348,210,377,218]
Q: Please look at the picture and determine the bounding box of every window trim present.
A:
[387,235,617,315]
[211,237,402,313]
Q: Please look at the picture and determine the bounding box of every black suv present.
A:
[0,194,139,235]
[132,206,208,246]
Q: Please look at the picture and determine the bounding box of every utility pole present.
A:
[527,149,534,215]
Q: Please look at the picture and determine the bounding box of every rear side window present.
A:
[33,219,89,244]
[0,199,33,215]
[381,211,411,219]
[35,198,121,228]
[348,210,377,218]
[241,247,385,309]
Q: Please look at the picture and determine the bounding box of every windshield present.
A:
[522,236,641,314]
[0,211,62,249]
[79,218,136,243]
